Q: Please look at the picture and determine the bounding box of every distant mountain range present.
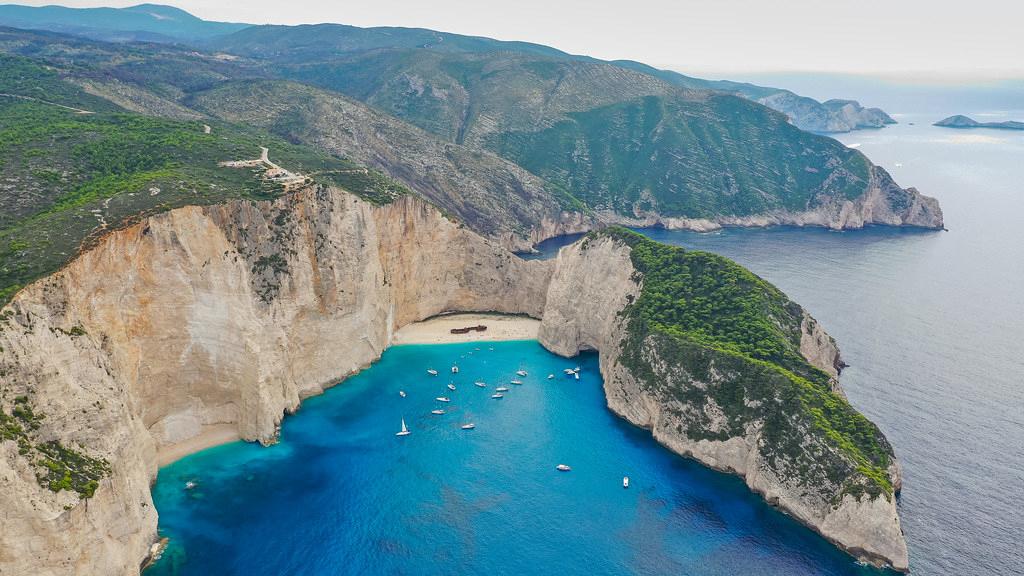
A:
[0,3,893,134]
[0,3,247,42]
[934,114,1024,130]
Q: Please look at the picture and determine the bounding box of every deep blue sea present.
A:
[150,342,888,576]
[639,113,1024,576]
[150,109,1023,575]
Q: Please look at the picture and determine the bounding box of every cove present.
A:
[148,340,884,575]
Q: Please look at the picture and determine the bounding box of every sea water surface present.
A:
[150,109,1023,575]
[150,342,884,576]
[633,112,1024,575]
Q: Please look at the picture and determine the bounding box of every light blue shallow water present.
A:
[149,342,883,576]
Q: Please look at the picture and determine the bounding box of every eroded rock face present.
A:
[0,189,907,574]
[537,237,908,572]
[0,187,551,575]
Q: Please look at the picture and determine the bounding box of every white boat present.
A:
[431,409,446,415]
[547,374,554,379]
[491,393,504,399]
[623,476,630,489]
[395,418,411,436]
[461,423,475,430]
[563,368,575,375]
[556,464,571,472]
[516,370,527,377]
[510,380,523,385]
[427,369,438,376]
[399,390,406,397]
[447,383,456,391]
[184,481,197,490]
[475,381,487,388]
[496,386,509,392]
[436,397,451,403]
[574,372,579,380]
[574,366,581,372]
[451,365,459,374]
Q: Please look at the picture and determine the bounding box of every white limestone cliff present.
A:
[0,189,907,574]
[536,236,908,572]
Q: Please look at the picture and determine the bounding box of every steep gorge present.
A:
[0,187,906,574]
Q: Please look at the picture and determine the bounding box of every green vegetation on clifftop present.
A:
[0,57,408,305]
[594,228,894,500]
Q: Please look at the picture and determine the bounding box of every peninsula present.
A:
[934,115,1024,130]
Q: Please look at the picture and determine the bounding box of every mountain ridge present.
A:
[2,3,893,133]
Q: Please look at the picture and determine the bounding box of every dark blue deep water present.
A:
[150,342,884,576]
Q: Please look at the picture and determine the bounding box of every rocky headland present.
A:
[1,186,907,574]
[934,115,1024,130]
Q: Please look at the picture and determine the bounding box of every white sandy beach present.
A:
[390,313,540,345]
[156,424,241,467]
[156,314,537,466]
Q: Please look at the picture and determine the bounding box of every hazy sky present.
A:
[17,0,1024,80]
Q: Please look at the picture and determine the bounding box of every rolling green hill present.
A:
[0,56,406,303]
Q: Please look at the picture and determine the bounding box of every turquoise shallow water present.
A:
[149,341,882,575]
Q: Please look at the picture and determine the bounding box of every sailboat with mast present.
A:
[395,418,411,436]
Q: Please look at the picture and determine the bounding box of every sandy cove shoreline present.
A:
[390,312,539,345]
[156,313,539,467]
[156,424,241,468]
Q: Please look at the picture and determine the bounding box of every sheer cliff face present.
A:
[537,237,908,572]
[0,187,551,576]
[0,189,905,575]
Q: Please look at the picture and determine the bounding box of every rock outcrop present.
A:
[591,164,943,233]
[755,93,896,133]
[537,235,908,572]
[0,187,906,574]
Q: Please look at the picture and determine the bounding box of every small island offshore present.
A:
[934,115,1024,130]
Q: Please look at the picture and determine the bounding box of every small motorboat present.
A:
[431,409,446,415]
[475,381,487,387]
[427,369,438,376]
[395,418,411,436]
[510,380,523,385]
[491,393,504,399]
[436,397,451,403]
[399,390,406,398]
[461,423,475,430]
[495,386,509,392]
[574,372,580,380]
[516,370,527,377]
[556,464,571,472]
[623,476,630,489]
[563,368,575,375]
[184,481,197,490]
[451,365,459,374]
[547,374,554,379]
[447,383,456,391]
[574,366,581,372]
